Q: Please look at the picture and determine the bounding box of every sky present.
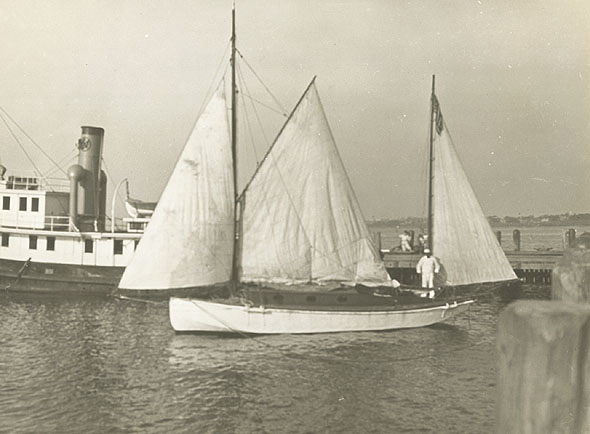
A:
[0,0,588,220]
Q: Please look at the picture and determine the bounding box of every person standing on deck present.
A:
[399,231,412,252]
[416,249,440,288]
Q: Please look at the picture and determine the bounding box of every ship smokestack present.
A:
[67,126,106,231]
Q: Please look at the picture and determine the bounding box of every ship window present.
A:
[29,235,37,250]
[84,239,93,253]
[47,236,55,251]
[19,197,27,211]
[2,196,9,210]
[31,197,39,212]
[1,233,8,247]
[113,239,123,255]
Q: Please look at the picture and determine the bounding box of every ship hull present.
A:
[0,257,123,295]
[169,297,475,334]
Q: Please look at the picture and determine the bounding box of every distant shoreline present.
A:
[368,213,590,229]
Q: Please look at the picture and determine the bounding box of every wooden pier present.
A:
[382,250,561,285]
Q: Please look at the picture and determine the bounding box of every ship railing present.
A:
[1,174,69,193]
[44,216,73,232]
[4,215,140,233]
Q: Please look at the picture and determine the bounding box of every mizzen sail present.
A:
[118,86,234,290]
[239,81,391,288]
[431,95,516,286]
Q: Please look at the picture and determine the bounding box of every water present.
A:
[0,286,549,433]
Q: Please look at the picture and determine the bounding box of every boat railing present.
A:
[44,215,72,232]
[1,174,69,193]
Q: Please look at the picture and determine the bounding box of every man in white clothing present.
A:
[416,248,440,288]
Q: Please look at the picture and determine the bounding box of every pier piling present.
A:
[497,235,590,433]
[512,229,521,251]
[552,234,590,303]
[565,228,577,249]
[497,301,590,434]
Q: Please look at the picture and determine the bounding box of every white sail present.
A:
[239,81,391,288]
[431,96,516,286]
[119,86,234,290]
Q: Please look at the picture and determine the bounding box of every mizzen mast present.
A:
[427,75,435,253]
[230,3,240,286]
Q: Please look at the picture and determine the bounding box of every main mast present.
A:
[230,4,240,285]
[427,75,435,253]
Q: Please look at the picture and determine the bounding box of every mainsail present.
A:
[430,95,516,286]
[118,86,234,290]
[239,80,392,288]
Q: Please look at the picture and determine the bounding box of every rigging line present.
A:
[0,105,67,177]
[0,113,51,190]
[195,38,232,121]
[236,62,259,164]
[49,148,77,171]
[239,92,288,117]
[114,294,166,305]
[235,48,287,115]
[236,62,271,151]
[43,151,77,178]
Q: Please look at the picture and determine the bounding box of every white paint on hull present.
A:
[169,297,475,334]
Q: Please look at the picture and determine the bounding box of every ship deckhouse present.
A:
[0,126,149,293]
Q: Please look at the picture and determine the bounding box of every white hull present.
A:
[169,297,475,334]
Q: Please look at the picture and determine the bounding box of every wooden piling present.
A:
[552,233,590,303]
[498,235,590,433]
[497,301,590,434]
[565,228,577,249]
[513,229,521,251]
[495,230,502,245]
[375,232,382,252]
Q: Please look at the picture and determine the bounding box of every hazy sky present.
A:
[0,0,588,219]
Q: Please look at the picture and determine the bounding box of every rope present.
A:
[0,113,47,185]
[235,48,287,115]
[4,257,31,291]
[239,92,288,117]
[113,294,166,305]
[236,63,260,165]
[195,38,231,121]
[0,105,68,179]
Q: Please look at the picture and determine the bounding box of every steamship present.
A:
[0,126,149,295]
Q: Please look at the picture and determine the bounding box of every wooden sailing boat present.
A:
[119,7,475,333]
[426,76,518,288]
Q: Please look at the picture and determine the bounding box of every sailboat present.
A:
[119,7,474,333]
[424,76,518,289]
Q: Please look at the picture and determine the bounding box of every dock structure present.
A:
[382,250,561,285]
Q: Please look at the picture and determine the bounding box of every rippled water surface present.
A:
[0,286,549,433]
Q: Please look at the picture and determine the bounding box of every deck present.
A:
[382,250,561,284]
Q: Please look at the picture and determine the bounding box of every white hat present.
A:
[424,248,431,253]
